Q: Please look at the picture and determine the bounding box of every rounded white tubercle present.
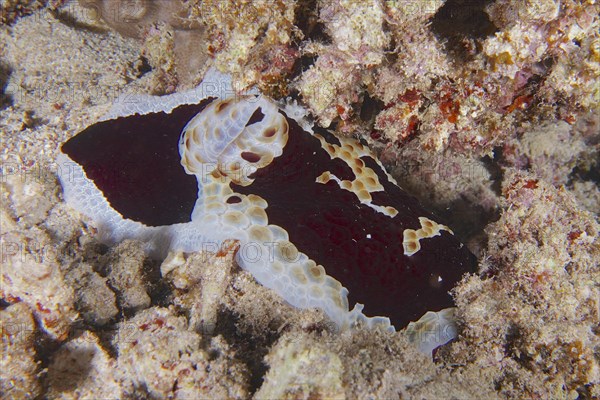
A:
[179,95,289,186]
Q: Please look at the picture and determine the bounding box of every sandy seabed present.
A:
[1,1,599,399]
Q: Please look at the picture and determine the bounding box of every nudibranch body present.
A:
[58,72,476,353]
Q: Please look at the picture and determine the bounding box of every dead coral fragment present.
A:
[255,332,345,399]
[374,89,423,143]
[80,0,208,90]
[483,22,550,79]
[296,49,362,127]
[64,262,119,326]
[320,0,389,66]
[296,0,390,128]
[516,121,587,186]
[451,170,599,398]
[1,227,77,340]
[0,303,41,399]
[1,0,65,25]
[47,331,122,398]
[485,0,600,109]
[140,22,179,94]
[200,0,300,90]
[78,0,201,39]
[375,0,449,102]
[116,306,248,399]
[160,240,238,334]
[102,240,151,312]
[368,0,598,163]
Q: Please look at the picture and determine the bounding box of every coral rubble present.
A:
[0,303,41,398]
[451,170,599,398]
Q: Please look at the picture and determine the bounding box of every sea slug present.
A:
[57,72,476,353]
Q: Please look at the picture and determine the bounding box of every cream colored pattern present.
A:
[402,217,454,256]
[180,96,289,186]
[314,134,398,217]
